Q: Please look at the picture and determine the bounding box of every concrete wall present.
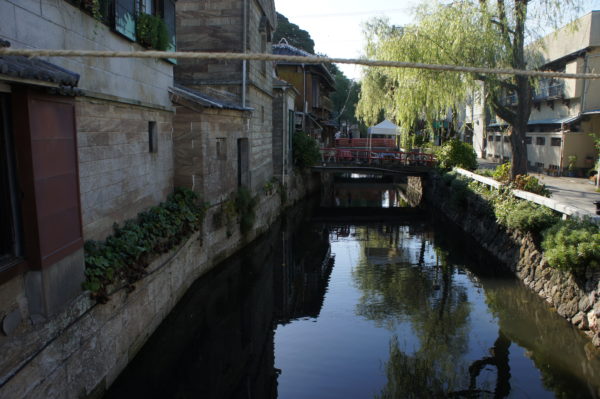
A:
[0,0,174,108]
[77,99,174,241]
[535,11,599,63]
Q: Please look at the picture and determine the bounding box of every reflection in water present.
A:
[322,174,410,208]
[104,201,600,399]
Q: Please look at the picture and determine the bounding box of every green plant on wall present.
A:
[136,13,170,50]
[542,218,600,274]
[222,196,237,237]
[83,187,207,302]
[236,187,257,235]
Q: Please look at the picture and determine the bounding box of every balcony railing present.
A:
[534,82,565,101]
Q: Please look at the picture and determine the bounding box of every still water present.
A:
[106,190,600,398]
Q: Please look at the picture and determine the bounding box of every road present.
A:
[477,159,600,216]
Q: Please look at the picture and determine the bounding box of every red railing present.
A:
[334,138,396,148]
[320,148,436,167]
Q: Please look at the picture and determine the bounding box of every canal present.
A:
[105,178,600,399]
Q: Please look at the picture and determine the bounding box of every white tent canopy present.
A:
[368,119,401,136]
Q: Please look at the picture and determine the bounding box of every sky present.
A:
[274,0,600,81]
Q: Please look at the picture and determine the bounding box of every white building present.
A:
[465,11,600,175]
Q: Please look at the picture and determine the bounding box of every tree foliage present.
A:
[292,132,321,169]
[273,12,315,53]
[330,70,360,124]
[435,139,478,170]
[357,0,583,179]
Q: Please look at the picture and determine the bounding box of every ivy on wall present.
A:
[83,187,207,302]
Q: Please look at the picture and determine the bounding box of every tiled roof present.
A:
[0,55,80,87]
[170,84,251,111]
[272,43,316,58]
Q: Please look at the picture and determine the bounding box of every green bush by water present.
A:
[435,139,477,170]
[542,219,600,273]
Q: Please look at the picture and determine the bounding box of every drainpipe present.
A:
[559,122,565,173]
[242,0,247,108]
[303,65,307,132]
[282,90,287,185]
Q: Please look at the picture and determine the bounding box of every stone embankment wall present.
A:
[0,172,320,399]
[424,173,600,348]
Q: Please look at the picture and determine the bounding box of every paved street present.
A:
[477,159,600,216]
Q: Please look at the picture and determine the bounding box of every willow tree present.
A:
[357,0,582,179]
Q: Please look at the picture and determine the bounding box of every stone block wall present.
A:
[0,0,174,108]
[77,99,174,241]
[173,105,248,203]
[175,0,244,86]
[247,87,274,190]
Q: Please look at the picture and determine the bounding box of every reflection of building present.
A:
[273,223,333,324]
[272,42,336,146]
[465,11,600,174]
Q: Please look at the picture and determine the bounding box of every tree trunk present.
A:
[511,75,531,178]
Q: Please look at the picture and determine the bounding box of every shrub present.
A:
[492,162,511,183]
[236,187,257,234]
[542,219,600,273]
[83,187,206,301]
[475,168,494,178]
[512,174,551,197]
[501,200,559,233]
[449,176,469,208]
[434,139,477,170]
[292,132,321,169]
[136,13,170,50]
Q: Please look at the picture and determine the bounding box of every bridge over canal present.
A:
[315,142,436,176]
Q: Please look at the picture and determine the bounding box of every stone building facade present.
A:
[0,0,175,392]
[272,78,297,183]
[175,0,277,193]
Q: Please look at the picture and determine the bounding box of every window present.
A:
[495,135,501,142]
[11,88,83,270]
[216,138,227,161]
[535,162,544,169]
[86,0,176,55]
[503,136,510,143]
[148,121,158,153]
[488,135,494,142]
[551,137,562,146]
[536,137,545,145]
[525,137,532,145]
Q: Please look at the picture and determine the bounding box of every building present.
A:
[465,11,600,174]
[0,0,175,323]
[174,0,277,193]
[272,41,336,146]
[272,78,297,183]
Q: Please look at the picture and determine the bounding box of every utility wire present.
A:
[1,48,600,80]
